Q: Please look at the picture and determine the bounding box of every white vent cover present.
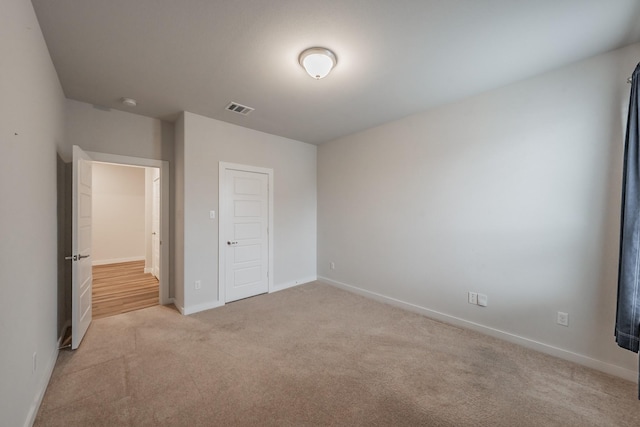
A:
[225,102,254,116]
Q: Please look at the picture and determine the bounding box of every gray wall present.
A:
[0,1,67,425]
[175,112,317,313]
[63,99,174,162]
[64,98,175,297]
[318,42,640,379]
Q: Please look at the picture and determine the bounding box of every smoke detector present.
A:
[121,97,137,107]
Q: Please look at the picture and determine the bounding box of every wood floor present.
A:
[92,260,159,319]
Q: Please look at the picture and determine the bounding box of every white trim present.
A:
[144,267,152,274]
[86,151,164,169]
[173,300,185,315]
[272,276,317,293]
[86,151,171,306]
[24,344,59,427]
[92,256,145,266]
[181,278,316,315]
[319,276,638,382]
[218,162,274,304]
[183,300,225,316]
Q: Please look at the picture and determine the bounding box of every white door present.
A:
[71,146,93,349]
[151,175,160,279]
[223,168,269,302]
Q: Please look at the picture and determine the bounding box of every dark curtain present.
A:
[616,62,640,398]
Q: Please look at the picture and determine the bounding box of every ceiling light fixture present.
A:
[121,97,137,107]
[299,47,337,80]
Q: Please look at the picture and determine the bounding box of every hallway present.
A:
[92,260,158,319]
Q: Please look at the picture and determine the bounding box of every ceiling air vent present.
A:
[225,102,254,116]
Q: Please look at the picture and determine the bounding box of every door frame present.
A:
[87,151,171,305]
[151,174,160,279]
[218,162,274,304]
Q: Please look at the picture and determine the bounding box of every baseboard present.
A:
[180,277,318,316]
[144,267,152,274]
[319,276,638,382]
[183,299,225,315]
[92,256,145,266]
[25,322,72,425]
[271,276,317,293]
[173,302,185,316]
[24,343,59,427]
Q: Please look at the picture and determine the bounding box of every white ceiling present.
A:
[32,0,640,145]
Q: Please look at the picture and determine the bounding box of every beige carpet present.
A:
[35,282,639,426]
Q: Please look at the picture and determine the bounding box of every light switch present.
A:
[209,210,215,219]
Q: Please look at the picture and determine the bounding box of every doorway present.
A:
[86,151,170,307]
[218,162,274,303]
[64,147,170,349]
[91,162,160,319]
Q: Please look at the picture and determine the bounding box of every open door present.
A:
[70,145,93,349]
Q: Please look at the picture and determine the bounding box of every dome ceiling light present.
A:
[298,47,337,80]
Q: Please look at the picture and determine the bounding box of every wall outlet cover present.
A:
[468,292,478,305]
[557,311,569,326]
[477,293,488,307]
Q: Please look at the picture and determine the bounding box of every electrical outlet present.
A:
[330,262,335,270]
[209,210,215,219]
[468,292,478,305]
[477,294,488,307]
[195,280,202,290]
[557,311,569,327]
